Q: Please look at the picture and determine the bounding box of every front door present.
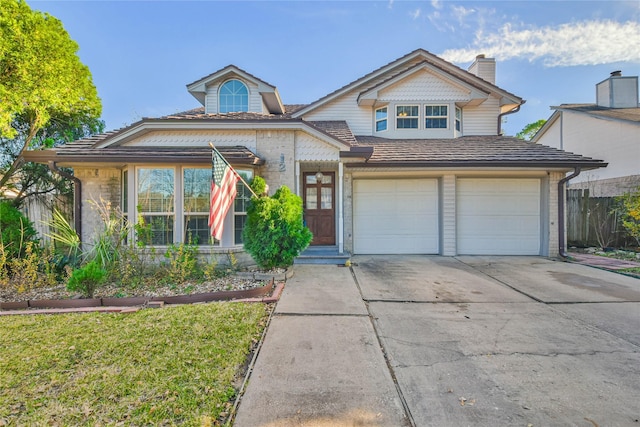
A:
[303,172,335,245]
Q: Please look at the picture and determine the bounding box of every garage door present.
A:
[457,178,540,255]
[353,179,439,254]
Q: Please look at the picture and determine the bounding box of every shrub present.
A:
[162,242,200,285]
[67,260,107,298]
[617,187,640,246]
[243,185,312,269]
[0,201,39,260]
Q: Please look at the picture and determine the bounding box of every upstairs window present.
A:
[425,105,448,129]
[396,105,419,129]
[455,107,462,132]
[375,107,388,132]
[219,79,249,113]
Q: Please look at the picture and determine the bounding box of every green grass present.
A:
[620,267,640,275]
[0,303,269,426]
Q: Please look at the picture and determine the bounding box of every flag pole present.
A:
[209,142,259,198]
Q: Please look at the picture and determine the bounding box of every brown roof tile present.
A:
[308,121,358,145]
[554,104,640,123]
[352,135,606,169]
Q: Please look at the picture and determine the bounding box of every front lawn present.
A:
[0,303,269,426]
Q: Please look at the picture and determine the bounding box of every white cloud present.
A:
[451,5,474,25]
[411,8,421,20]
[431,0,443,10]
[441,20,640,66]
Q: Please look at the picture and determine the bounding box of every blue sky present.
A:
[29,0,640,137]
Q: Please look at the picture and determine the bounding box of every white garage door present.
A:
[457,178,541,255]
[353,179,439,254]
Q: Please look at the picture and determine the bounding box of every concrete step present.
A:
[295,246,351,265]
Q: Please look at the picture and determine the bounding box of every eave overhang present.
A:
[343,160,608,170]
[23,146,266,167]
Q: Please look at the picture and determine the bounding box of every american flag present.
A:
[208,147,240,241]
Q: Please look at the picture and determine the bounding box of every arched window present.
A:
[219,79,249,113]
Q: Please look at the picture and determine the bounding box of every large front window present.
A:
[184,168,215,245]
[219,79,249,113]
[137,168,174,245]
[233,170,253,244]
[396,105,419,129]
[425,105,448,129]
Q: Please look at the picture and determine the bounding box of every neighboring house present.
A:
[24,49,605,261]
[533,72,640,197]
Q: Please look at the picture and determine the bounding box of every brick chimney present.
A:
[467,54,496,84]
[596,71,639,108]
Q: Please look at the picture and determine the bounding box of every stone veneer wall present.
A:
[255,130,296,195]
[75,167,122,244]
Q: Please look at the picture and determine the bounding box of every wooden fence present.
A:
[566,189,634,248]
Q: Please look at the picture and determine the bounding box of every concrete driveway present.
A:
[234,256,640,427]
[355,255,640,426]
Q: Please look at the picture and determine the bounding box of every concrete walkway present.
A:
[233,264,410,427]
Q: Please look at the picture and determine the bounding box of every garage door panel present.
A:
[457,179,541,255]
[354,179,439,254]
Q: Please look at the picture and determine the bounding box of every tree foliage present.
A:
[243,184,312,269]
[0,201,39,260]
[516,119,547,141]
[0,0,102,195]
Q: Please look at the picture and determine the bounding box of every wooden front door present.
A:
[303,172,335,245]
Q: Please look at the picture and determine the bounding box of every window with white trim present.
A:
[375,106,388,132]
[137,168,175,245]
[455,107,462,132]
[219,79,249,113]
[396,105,419,129]
[233,170,253,244]
[183,168,216,245]
[425,105,448,129]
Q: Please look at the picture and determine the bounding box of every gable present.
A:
[377,69,472,103]
[187,65,284,115]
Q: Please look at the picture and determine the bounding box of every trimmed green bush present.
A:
[67,260,106,298]
[0,201,39,260]
[243,185,312,269]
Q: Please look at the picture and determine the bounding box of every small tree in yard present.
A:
[243,180,312,269]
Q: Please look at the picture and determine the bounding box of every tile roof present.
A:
[161,104,307,120]
[352,135,606,169]
[308,121,358,145]
[553,104,640,124]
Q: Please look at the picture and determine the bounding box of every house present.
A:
[23,49,606,262]
[533,71,640,197]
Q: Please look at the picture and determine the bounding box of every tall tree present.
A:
[0,0,102,196]
[516,119,547,141]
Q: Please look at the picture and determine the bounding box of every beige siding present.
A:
[463,96,500,135]
[561,111,639,184]
[123,130,258,152]
[441,174,456,255]
[303,92,373,135]
[535,119,562,149]
[295,131,340,161]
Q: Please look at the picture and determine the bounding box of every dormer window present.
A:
[396,105,419,129]
[375,107,388,132]
[219,79,249,113]
[425,105,448,129]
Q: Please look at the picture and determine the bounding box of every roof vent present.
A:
[610,70,622,77]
